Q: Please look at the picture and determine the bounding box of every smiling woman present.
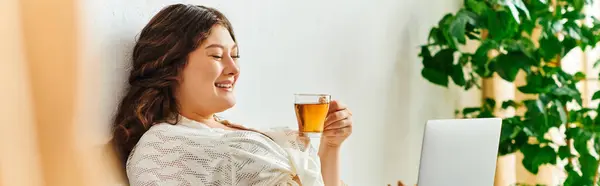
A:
[110,3,353,186]
[175,24,241,126]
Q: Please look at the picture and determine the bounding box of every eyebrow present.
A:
[205,44,238,50]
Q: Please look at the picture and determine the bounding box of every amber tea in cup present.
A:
[294,94,331,136]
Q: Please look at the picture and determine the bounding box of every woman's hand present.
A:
[320,100,353,148]
[317,100,352,186]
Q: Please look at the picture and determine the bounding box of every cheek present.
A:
[182,63,221,90]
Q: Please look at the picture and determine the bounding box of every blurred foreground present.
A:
[0,0,124,185]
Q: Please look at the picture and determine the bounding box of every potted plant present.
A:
[418,0,600,185]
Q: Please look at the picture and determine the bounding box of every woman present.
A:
[111,4,353,186]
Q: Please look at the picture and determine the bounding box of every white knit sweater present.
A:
[125,116,324,186]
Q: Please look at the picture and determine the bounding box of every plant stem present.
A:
[552,0,558,16]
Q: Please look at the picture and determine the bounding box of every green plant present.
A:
[418,0,600,185]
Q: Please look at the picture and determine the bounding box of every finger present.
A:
[325,109,351,126]
[322,125,352,137]
[328,100,348,114]
[324,117,352,130]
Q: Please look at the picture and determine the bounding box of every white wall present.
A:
[77,0,462,185]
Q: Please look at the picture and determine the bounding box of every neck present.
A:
[180,111,218,124]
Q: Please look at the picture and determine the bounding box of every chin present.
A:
[224,99,236,108]
[212,92,236,112]
[220,96,236,109]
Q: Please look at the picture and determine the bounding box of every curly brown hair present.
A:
[111,4,236,167]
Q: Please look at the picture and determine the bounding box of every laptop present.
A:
[416,118,502,186]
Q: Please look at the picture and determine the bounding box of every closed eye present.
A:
[210,55,239,59]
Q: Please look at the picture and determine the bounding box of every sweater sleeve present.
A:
[222,131,300,186]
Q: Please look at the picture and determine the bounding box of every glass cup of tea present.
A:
[294,93,331,138]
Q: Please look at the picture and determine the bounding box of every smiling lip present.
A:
[215,80,234,91]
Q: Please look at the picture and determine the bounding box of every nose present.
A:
[224,56,240,76]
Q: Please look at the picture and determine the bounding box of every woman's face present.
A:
[177,24,240,115]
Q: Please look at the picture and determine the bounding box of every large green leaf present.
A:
[421,47,456,86]
[500,117,522,139]
[564,169,587,186]
[580,25,597,49]
[494,52,535,82]
[439,14,459,50]
[563,170,586,186]
[579,153,598,181]
[487,10,519,41]
[499,129,528,155]
[517,73,557,94]
[563,11,585,20]
[524,99,547,115]
[504,37,537,59]
[422,68,448,87]
[522,99,557,139]
[520,144,541,174]
[574,72,586,82]
[592,91,600,100]
[450,10,477,44]
[552,87,580,98]
[572,128,592,152]
[466,0,489,15]
[534,146,558,166]
[451,64,466,86]
[549,75,582,105]
[499,117,525,155]
[472,40,498,78]
[569,110,582,123]
[453,54,469,87]
[433,48,455,69]
[563,37,578,57]
[539,34,562,61]
[449,19,467,45]
[462,107,481,115]
[528,0,551,21]
[558,145,573,159]
[521,144,557,174]
[420,46,433,62]
[502,100,520,109]
[485,98,497,109]
[520,19,537,34]
[428,28,447,46]
[421,47,453,87]
[573,0,585,12]
[566,127,583,140]
[554,100,567,124]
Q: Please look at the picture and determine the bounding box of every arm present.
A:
[319,100,353,186]
[319,145,342,186]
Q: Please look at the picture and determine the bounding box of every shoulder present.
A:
[125,123,233,185]
[126,123,226,167]
[129,123,215,152]
[128,122,225,154]
[126,123,290,165]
